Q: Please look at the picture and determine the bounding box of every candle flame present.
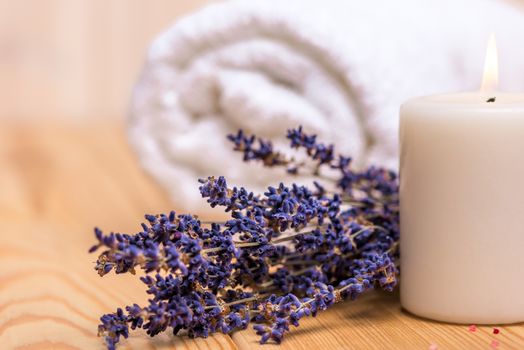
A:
[481,33,499,92]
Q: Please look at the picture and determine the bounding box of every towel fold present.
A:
[129,0,524,209]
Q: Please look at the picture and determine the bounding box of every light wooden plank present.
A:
[233,290,524,350]
[0,122,235,350]
[1,122,523,350]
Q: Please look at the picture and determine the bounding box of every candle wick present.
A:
[486,97,496,103]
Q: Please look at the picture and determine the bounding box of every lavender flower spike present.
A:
[90,126,399,348]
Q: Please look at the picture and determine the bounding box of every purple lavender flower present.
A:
[98,308,129,350]
[227,129,289,167]
[90,126,399,349]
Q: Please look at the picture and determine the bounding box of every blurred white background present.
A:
[1,0,523,122]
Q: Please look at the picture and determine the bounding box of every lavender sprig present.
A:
[91,126,399,349]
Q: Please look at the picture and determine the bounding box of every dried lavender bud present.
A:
[90,126,399,349]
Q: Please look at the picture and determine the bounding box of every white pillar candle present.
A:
[399,36,524,323]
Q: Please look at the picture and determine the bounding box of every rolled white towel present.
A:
[129,0,524,209]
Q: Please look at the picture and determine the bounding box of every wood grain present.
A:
[0,122,234,350]
[1,122,523,349]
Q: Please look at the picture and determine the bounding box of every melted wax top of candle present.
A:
[406,92,524,109]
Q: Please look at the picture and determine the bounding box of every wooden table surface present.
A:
[1,122,523,350]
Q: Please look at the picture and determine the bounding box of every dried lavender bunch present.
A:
[90,127,399,350]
